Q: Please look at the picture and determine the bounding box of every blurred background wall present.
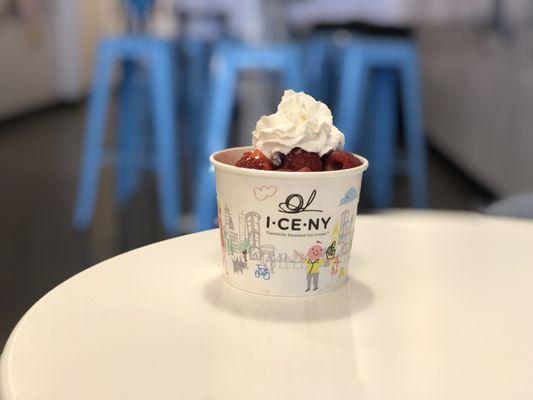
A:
[0,0,120,116]
[421,22,533,196]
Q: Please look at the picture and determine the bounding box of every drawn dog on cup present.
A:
[232,257,248,274]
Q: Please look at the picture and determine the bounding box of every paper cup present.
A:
[211,146,369,297]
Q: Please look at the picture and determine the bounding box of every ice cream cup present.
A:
[211,146,369,297]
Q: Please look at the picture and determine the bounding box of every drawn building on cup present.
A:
[260,244,276,271]
[222,208,283,272]
[222,206,239,255]
[244,211,261,260]
[275,252,304,270]
[238,212,246,251]
[337,209,355,263]
[223,204,355,275]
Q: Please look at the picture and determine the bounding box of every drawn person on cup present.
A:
[294,242,325,292]
[330,256,339,275]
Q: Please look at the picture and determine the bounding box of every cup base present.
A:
[222,273,349,297]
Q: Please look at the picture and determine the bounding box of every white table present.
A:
[2,212,533,399]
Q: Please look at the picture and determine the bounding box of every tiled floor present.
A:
[0,103,493,348]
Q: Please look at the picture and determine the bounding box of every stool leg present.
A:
[369,69,397,208]
[399,48,428,208]
[194,52,237,231]
[305,36,329,100]
[73,43,115,230]
[116,59,143,204]
[185,40,209,155]
[149,42,181,236]
[283,47,305,92]
[336,49,368,151]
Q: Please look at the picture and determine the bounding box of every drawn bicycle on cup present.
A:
[255,264,271,280]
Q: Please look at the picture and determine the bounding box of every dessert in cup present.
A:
[211,90,368,296]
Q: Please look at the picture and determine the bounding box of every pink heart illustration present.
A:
[253,185,277,201]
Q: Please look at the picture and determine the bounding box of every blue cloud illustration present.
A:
[340,187,357,205]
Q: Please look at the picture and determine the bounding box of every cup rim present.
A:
[210,146,369,180]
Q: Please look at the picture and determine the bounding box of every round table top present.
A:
[2,212,533,400]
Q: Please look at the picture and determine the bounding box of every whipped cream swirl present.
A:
[252,90,345,163]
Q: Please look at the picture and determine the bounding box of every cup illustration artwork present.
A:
[211,90,368,296]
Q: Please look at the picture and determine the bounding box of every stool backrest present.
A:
[123,0,155,33]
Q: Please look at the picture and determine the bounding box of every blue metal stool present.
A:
[73,36,182,236]
[194,40,305,231]
[179,11,227,159]
[182,38,211,158]
[304,33,331,102]
[115,58,147,206]
[336,36,428,208]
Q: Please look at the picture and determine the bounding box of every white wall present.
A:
[0,0,121,119]
[0,7,58,118]
[420,24,533,196]
[74,0,122,94]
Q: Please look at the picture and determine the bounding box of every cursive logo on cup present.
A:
[278,190,322,214]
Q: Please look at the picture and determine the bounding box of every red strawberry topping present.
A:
[281,148,322,172]
[323,150,362,170]
[234,150,275,170]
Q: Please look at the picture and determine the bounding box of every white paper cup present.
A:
[211,146,369,297]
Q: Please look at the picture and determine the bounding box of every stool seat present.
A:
[336,35,428,208]
[194,40,305,231]
[73,35,182,235]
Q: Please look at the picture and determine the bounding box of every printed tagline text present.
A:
[266,230,328,238]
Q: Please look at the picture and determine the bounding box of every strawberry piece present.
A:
[323,150,362,170]
[281,148,322,172]
[235,150,275,170]
[321,151,333,165]
[276,167,312,172]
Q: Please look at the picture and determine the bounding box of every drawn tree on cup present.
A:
[240,239,251,262]
[223,228,234,256]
